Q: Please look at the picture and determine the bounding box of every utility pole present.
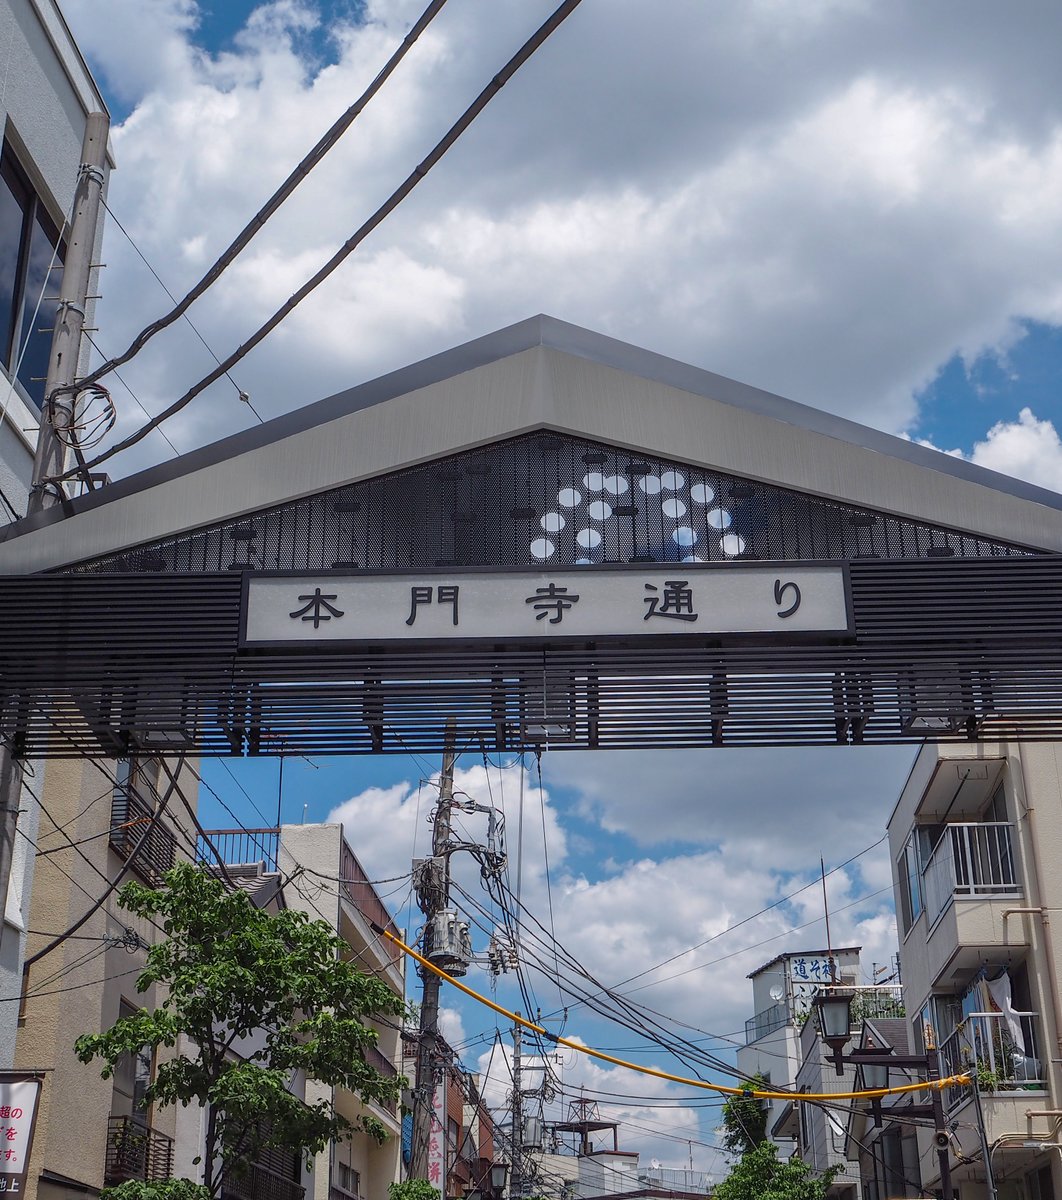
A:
[410,737,456,1181]
[29,109,109,513]
[511,1017,525,1199]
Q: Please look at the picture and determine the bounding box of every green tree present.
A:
[714,1142,839,1200]
[388,1182,440,1200]
[76,862,408,1200]
[720,1076,769,1155]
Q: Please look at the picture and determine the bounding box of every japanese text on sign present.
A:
[244,566,849,644]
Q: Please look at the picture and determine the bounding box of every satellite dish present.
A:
[769,985,784,1001]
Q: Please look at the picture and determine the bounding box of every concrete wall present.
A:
[15,756,198,1200]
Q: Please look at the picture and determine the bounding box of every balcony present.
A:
[340,837,403,967]
[745,1001,788,1043]
[104,1117,175,1186]
[939,1010,1044,1111]
[222,1162,305,1200]
[923,822,1020,929]
[110,786,177,884]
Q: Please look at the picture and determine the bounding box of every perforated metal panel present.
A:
[70,434,1032,575]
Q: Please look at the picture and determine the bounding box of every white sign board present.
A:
[0,1076,41,1191]
[243,566,850,644]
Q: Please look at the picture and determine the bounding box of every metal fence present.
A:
[939,1010,1043,1109]
[923,822,1020,927]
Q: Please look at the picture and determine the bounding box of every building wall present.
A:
[16,756,198,1200]
[888,741,1062,1200]
[279,824,406,1200]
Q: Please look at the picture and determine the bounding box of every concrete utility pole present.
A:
[29,109,109,513]
[410,739,456,1181]
[0,744,21,955]
[511,1016,525,1199]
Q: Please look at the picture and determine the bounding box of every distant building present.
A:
[737,947,861,1157]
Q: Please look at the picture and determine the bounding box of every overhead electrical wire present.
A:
[377,925,971,1102]
[45,0,585,484]
[42,0,450,458]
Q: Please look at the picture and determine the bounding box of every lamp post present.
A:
[811,989,954,1200]
[466,1159,509,1200]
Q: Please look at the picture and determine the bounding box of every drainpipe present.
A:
[1008,792,1062,1111]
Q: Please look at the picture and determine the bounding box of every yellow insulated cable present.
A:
[381,928,970,1102]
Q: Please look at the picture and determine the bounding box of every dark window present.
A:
[0,142,64,410]
[111,1000,152,1119]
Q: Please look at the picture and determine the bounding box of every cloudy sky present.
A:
[59,0,1062,1176]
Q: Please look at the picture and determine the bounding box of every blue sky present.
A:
[59,0,1062,1175]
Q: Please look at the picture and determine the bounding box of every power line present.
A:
[46,0,584,483]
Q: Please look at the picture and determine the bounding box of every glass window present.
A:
[111,1000,152,1121]
[0,143,64,410]
[897,833,924,933]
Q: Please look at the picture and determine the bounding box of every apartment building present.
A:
[0,0,111,1067]
[737,947,862,1157]
[17,755,200,1200]
[200,823,408,1200]
[888,741,1062,1200]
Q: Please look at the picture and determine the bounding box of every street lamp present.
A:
[810,987,954,1200]
[812,987,854,1073]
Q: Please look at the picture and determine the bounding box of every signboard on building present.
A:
[0,1075,42,1194]
[789,956,836,1022]
[427,1078,446,1191]
[242,565,850,645]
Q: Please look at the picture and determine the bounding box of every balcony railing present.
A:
[745,1002,787,1043]
[105,1117,175,1186]
[939,1010,1043,1109]
[110,784,177,884]
[340,837,403,966]
[922,822,1020,927]
[199,827,279,872]
[222,1162,305,1200]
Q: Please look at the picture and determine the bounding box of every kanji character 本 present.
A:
[643,580,697,622]
[405,585,460,627]
[525,583,580,625]
[289,588,344,629]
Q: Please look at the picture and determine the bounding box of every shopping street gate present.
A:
[3,316,1062,757]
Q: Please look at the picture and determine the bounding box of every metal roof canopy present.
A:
[3,315,1062,758]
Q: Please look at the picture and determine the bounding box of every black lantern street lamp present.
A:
[812,987,854,1072]
[810,987,954,1200]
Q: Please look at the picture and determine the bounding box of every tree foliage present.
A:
[76,862,409,1200]
[720,1076,769,1155]
[714,1142,839,1200]
[388,1181,440,1200]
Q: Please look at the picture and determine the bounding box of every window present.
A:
[111,1000,152,1121]
[897,832,924,933]
[0,141,64,409]
[335,1163,360,1197]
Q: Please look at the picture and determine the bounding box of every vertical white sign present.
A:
[0,1076,41,1192]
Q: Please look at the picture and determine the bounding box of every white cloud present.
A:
[970,407,1062,490]
[53,0,1062,475]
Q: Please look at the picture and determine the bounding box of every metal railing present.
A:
[923,822,1020,927]
[745,1002,787,1043]
[939,1010,1043,1109]
[198,827,278,872]
[340,837,403,965]
[222,1162,305,1200]
[638,1167,713,1194]
[105,1116,175,1186]
[848,984,905,1024]
[110,788,176,884]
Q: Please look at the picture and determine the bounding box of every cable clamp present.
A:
[56,300,86,320]
[78,163,105,187]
